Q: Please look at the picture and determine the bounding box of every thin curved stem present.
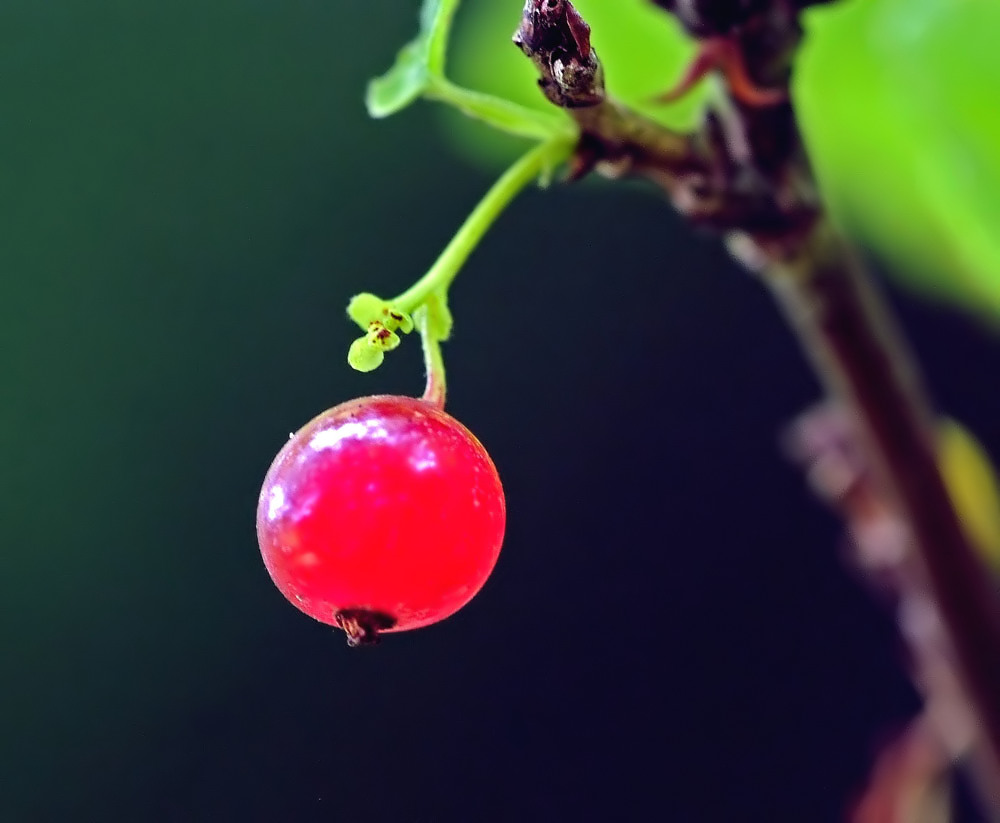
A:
[391,134,574,313]
[417,298,448,409]
[426,77,574,141]
[425,0,461,76]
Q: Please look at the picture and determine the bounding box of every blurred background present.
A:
[2,0,999,820]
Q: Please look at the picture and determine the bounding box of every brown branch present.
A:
[851,720,952,823]
[514,0,1000,815]
[762,224,1000,808]
[786,404,996,818]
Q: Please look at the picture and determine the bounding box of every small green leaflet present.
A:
[366,0,459,118]
[365,0,570,140]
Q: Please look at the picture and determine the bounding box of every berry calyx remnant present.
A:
[257,395,506,645]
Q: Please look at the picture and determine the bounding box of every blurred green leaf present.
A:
[366,0,459,117]
[366,38,432,117]
[798,0,1000,322]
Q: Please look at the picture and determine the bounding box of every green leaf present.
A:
[797,0,1000,323]
[940,420,1000,571]
[366,0,460,118]
[366,39,431,118]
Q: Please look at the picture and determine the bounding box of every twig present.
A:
[514,0,1000,815]
[762,223,1000,811]
[851,719,951,823]
[786,404,991,819]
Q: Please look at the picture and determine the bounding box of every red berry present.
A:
[256,395,506,645]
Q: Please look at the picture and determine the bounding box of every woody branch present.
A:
[514,0,1000,813]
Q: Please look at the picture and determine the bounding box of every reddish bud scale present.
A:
[257,395,505,643]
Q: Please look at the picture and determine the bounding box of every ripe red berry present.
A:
[257,395,506,645]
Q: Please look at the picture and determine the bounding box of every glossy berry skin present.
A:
[257,395,505,644]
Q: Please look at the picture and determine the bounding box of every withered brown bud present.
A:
[513,0,604,109]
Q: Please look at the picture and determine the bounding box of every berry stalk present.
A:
[416,296,448,409]
[389,134,573,314]
[346,134,573,376]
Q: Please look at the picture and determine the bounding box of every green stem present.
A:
[391,134,574,312]
[426,77,574,142]
[425,0,461,76]
[417,298,448,409]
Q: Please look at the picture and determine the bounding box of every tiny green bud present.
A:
[347,293,387,329]
[348,337,385,372]
[366,321,401,351]
[347,292,413,335]
[385,309,414,334]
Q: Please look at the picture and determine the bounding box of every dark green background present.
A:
[3,2,998,820]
